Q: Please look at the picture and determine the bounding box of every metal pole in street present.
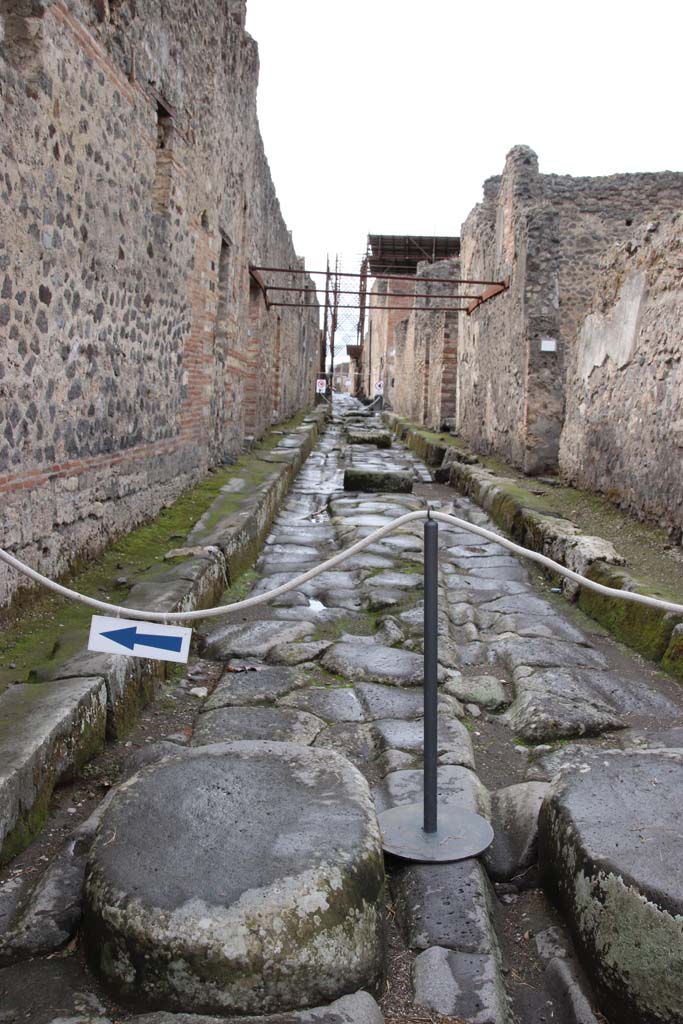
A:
[423,515,438,834]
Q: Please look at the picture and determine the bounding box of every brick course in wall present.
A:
[0,0,319,607]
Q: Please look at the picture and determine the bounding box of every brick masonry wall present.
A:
[0,0,319,607]
[457,146,683,475]
[559,213,683,535]
[365,278,414,404]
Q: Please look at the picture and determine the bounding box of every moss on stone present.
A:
[343,469,412,493]
[0,785,52,867]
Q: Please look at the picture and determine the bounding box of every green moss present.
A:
[578,562,682,663]
[0,785,52,867]
[0,415,314,696]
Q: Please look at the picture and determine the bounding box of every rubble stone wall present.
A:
[559,213,683,535]
[457,147,683,474]
[0,0,319,608]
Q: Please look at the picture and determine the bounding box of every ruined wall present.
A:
[559,213,683,535]
[457,146,683,474]
[365,278,414,404]
[0,0,318,607]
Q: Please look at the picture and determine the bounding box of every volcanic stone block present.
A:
[539,754,683,1024]
[346,429,392,449]
[343,469,413,493]
[83,742,385,1015]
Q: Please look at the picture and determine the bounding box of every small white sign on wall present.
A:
[540,337,558,353]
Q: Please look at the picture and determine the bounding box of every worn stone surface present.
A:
[483,782,549,882]
[505,669,625,742]
[129,990,385,1023]
[413,946,510,1023]
[392,859,496,954]
[343,469,413,493]
[444,675,508,710]
[202,665,309,710]
[0,676,107,864]
[193,706,325,745]
[322,643,424,687]
[539,753,683,1024]
[202,620,316,660]
[83,742,385,1015]
[279,688,365,724]
[375,765,490,819]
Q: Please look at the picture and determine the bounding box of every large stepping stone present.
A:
[539,753,683,1024]
[130,989,384,1022]
[322,642,423,687]
[83,742,385,1015]
[343,469,413,493]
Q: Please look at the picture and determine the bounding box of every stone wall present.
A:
[390,259,461,429]
[0,0,319,608]
[365,278,414,403]
[457,147,683,474]
[559,213,683,535]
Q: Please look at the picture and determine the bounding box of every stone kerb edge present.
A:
[0,414,325,864]
[388,414,683,678]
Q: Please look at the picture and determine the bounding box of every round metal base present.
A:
[378,803,494,862]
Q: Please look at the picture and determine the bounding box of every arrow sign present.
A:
[88,615,192,664]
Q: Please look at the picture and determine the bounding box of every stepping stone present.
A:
[193,706,324,746]
[539,753,683,1024]
[130,990,385,1022]
[413,946,509,1024]
[482,781,549,882]
[280,687,365,723]
[346,429,392,448]
[343,469,413,493]
[83,743,385,1015]
[392,858,496,954]
[322,642,423,687]
[202,620,316,660]
[204,665,308,710]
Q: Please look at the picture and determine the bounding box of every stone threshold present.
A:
[0,408,328,866]
[384,412,683,681]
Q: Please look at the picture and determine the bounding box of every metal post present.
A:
[423,516,438,834]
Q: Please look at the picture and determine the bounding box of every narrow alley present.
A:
[3,399,683,1024]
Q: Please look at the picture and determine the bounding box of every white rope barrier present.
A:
[1,508,682,623]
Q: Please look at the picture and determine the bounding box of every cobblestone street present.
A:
[4,398,683,1023]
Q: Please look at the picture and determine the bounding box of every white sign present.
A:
[374,380,384,394]
[540,337,557,353]
[345,378,351,387]
[88,615,192,664]
[315,378,327,394]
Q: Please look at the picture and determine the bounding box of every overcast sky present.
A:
[245,0,683,277]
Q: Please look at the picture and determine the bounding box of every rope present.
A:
[1,509,682,623]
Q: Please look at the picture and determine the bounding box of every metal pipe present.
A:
[251,266,505,287]
[269,303,470,312]
[423,517,439,834]
[265,287,483,300]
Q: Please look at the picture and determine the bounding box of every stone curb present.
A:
[385,413,683,679]
[0,409,327,865]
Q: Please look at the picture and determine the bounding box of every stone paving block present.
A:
[505,668,625,742]
[83,742,385,1015]
[193,706,325,746]
[0,677,107,864]
[413,946,510,1023]
[267,641,333,665]
[279,687,365,723]
[202,620,316,660]
[314,723,379,778]
[322,642,424,687]
[203,665,308,710]
[372,717,474,769]
[392,858,496,954]
[443,675,508,709]
[491,637,608,671]
[375,765,490,818]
